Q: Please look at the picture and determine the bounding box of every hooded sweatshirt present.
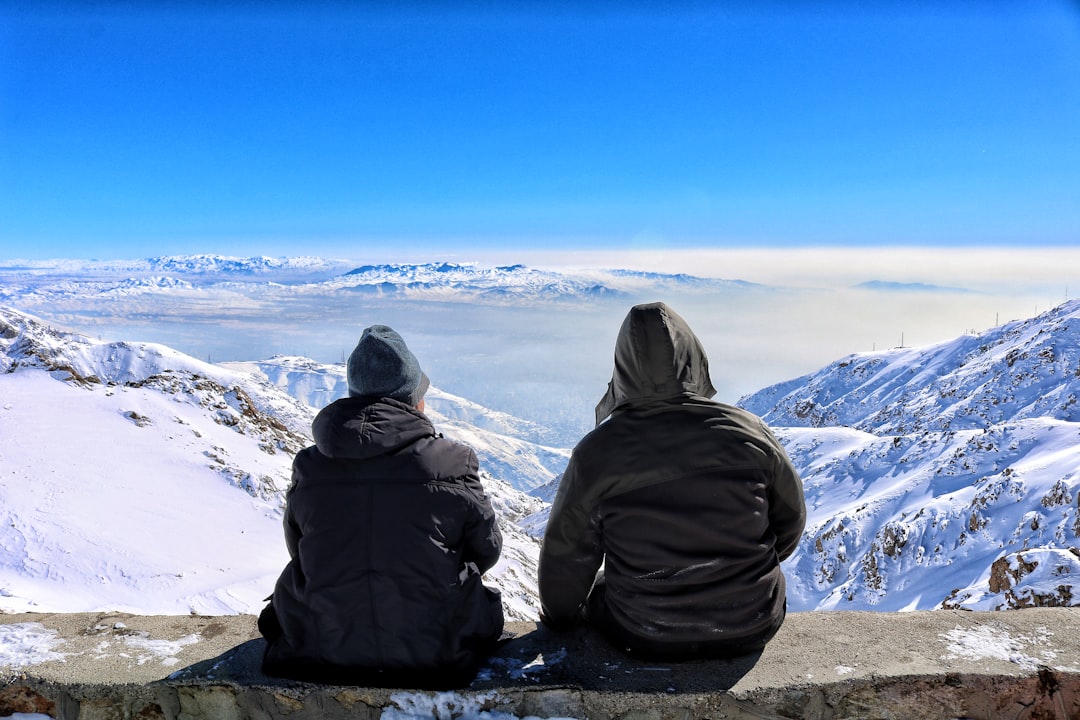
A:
[539,302,805,652]
[262,396,504,687]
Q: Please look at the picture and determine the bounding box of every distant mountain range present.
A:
[0,255,760,307]
[5,254,995,307]
[0,254,346,277]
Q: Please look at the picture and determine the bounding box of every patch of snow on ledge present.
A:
[121,632,201,667]
[382,690,580,720]
[940,624,1055,671]
[0,622,67,668]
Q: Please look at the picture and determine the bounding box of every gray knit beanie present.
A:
[346,325,430,406]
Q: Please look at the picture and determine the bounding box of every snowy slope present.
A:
[226,356,571,494]
[740,299,1080,433]
[0,308,310,615]
[0,308,547,620]
[740,300,1080,611]
[0,309,316,438]
[223,355,572,619]
[235,287,1072,616]
[222,356,350,413]
[777,422,1080,611]
[7,291,1078,620]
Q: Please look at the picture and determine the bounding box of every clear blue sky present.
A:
[2,1,1079,260]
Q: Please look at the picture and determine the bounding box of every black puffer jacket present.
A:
[262,396,504,687]
[538,303,805,657]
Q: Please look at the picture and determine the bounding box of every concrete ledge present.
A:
[1,608,1078,719]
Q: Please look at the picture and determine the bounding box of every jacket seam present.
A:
[597,461,770,502]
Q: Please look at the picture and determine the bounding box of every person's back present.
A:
[539,302,805,660]
[260,326,504,688]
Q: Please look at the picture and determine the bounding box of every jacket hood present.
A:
[311,396,435,460]
[595,302,717,425]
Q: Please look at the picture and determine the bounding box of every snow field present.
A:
[0,371,289,614]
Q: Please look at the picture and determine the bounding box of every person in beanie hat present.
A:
[259,325,504,688]
[539,302,805,661]
[346,325,430,406]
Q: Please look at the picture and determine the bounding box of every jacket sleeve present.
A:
[461,450,503,574]
[761,423,806,561]
[538,454,604,630]
[283,462,303,560]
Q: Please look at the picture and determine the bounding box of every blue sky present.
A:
[2,1,1078,260]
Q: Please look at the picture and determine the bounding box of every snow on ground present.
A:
[780,420,1080,612]
[217,354,560,620]
[3,294,1079,619]
[747,301,1080,612]
[0,307,548,619]
[940,624,1062,671]
[382,691,579,720]
[0,370,290,615]
[121,633,201,667]
[0,623,67,668]
[0,367,545,618]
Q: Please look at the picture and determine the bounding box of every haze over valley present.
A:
[2,252,1073,445]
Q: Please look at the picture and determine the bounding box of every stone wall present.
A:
[1,608,1078,719]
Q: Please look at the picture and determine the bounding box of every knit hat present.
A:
[346,325,430,405]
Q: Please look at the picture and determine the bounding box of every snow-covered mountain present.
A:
[241,297,1080,614]
[5,289,1078,621]
[740,300,1080,433]
[741,299,1080,611]
[0,256,757,307]
[0,254,349,306]
[318,261,758,302]
[225,355,571,494]
[219,354,571,619]
[1,254,347,278]
[0,307,310,615]
[141,255,343,276]
[324,262,621,302]
[0,307,548,620]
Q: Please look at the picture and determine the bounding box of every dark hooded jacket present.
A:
[261,396,504,687]
[538,302,805,658]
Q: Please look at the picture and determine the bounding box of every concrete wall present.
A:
[1,608,1078,719]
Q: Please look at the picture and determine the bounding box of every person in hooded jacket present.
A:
[259,325,504,688]
[538,302,805,661]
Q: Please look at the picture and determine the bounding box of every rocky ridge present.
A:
[741,300,1080,611]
